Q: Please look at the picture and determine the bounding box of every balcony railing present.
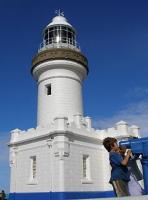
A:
[38,37,80,52]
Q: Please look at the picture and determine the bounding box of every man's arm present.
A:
[121,150,132,166]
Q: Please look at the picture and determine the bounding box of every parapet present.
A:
[9,116,140,146]
[95,120,140,140]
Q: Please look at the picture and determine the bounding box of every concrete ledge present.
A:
[80,195,148,200]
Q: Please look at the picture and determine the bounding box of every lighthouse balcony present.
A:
[38,37,80,52]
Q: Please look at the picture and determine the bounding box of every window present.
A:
[83,155,90,179]
[43,25,76,46]
[30,156,36,180]
[46,84,51,95]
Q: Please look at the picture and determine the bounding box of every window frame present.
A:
[30,156,37,180]
[81,154,93,184]
[46,84,52,96]
[82,154,90,179]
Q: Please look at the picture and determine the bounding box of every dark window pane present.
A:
[46,84,51,95]
[61,26,67,30]
[53,29,58,37]
[49,27,54,32]
[68,32,72,38]
[61,30,67,38]
[44,30,48,40]
[49,31,53,38]
[68,28,71,32]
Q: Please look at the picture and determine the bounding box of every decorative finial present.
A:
[55,9,64,17]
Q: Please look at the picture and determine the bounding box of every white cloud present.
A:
[125,87,148,100]
[93,100,148,137]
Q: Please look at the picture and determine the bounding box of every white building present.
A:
[9,12,140,200]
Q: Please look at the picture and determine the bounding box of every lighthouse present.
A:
[31,11,88,127]
[9,12,141,200]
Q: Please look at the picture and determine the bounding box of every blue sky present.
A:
[0,0,148,192]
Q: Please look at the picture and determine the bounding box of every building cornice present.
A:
[8,129,102,147]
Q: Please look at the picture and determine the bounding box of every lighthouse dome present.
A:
[39,11,79,52]
[46,15,73,28]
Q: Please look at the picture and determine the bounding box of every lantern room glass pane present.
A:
[44,25,76,46]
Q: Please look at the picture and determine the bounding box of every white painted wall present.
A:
[32,60,87,127]
[9,117,141,193]
[10,140,52,192]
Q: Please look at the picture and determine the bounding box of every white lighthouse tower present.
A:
[32,11,88,127]
[9,12,140,200]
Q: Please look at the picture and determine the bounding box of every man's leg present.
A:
[112,180,130,197]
